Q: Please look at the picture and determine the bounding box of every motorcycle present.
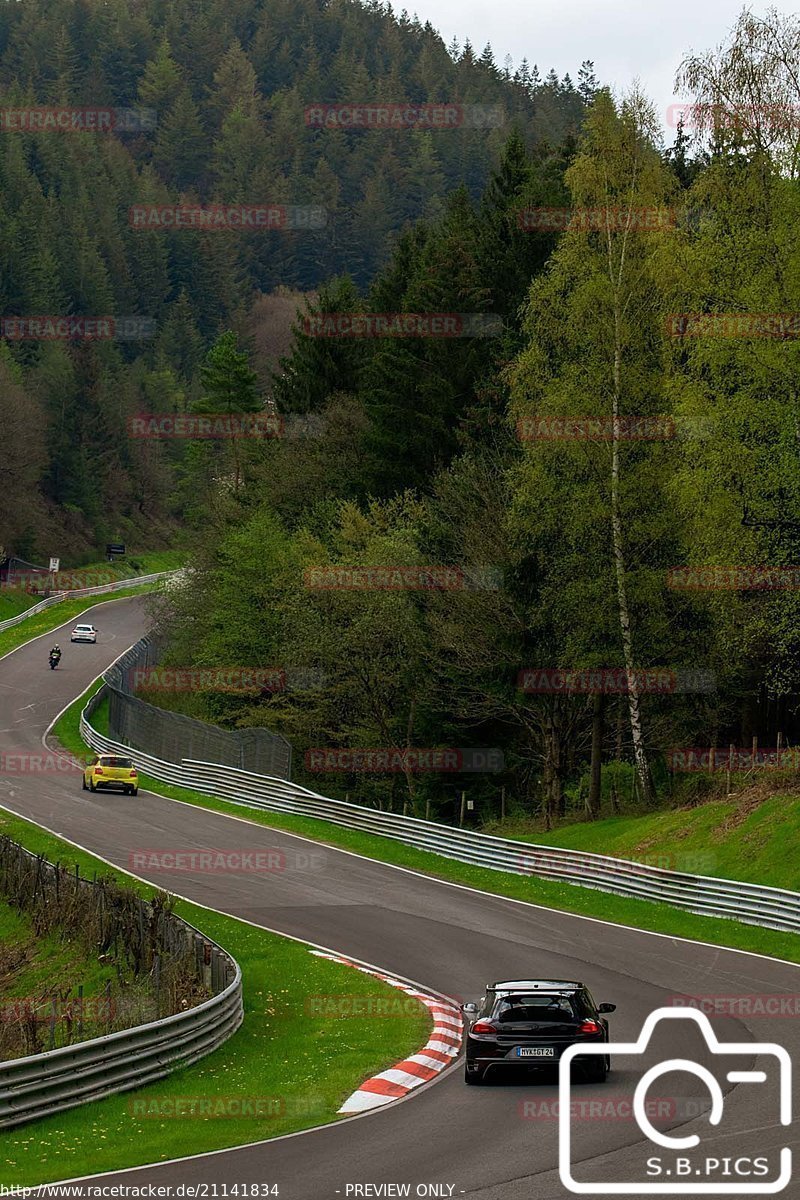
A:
[49,652,61,670]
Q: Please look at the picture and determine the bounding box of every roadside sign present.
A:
[49,557,60,573]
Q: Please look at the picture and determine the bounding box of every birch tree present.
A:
[508,89,681,804]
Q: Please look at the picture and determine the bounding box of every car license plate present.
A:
[516,1047,555,1058]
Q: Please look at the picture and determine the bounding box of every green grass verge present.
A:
[54,686,800,969]
[0,902,119,1004]
[0,591,38,622]
[0,804,431,1187]
[484,800,800,892]
[0,900,123,1055]
[66,550,185,580]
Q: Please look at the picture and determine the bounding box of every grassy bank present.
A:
[0,804,431,1186]
[482,793,800,891]
[57,686,800,968]
[0,591,38,622]
[0,898,125,1059]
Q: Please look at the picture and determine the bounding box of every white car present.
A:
[71,623,97,643]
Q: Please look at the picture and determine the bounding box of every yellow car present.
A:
[83,754,139,796]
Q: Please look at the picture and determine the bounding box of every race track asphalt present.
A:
[0,596,797,1199]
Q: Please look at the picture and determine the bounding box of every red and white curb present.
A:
[309,950,462,1113]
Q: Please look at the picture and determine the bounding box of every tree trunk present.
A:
[610,305,655,804]
[587,691,605,817]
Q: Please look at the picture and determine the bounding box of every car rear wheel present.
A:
[81,776,87,790]
[583,1057,608,1083]
[464,1065,485,1085]
[132,787,139,796]
[89,778,96,792]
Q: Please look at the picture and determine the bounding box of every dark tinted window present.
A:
[494,994,576,1022]
[100,757,134,768]
[574,990,597,1018]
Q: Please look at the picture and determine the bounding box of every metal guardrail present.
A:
[0,854,242,1129]
[80,695,800,938]
[0,572,178,635]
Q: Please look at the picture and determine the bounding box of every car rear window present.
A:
[100,757,134,768]
[495,994,577,1022]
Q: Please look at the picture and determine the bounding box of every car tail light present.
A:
[95,767,104,775]
[471,1020,497,1034]
[579,1019,602,1034]
[129,771,136,777]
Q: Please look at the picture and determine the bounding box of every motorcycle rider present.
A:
[49,644,61,664]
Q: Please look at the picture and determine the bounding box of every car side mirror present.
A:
[598,1003,616,1014]
[461,1002,478,1016]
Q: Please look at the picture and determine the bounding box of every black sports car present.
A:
[462,978,616,1085]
